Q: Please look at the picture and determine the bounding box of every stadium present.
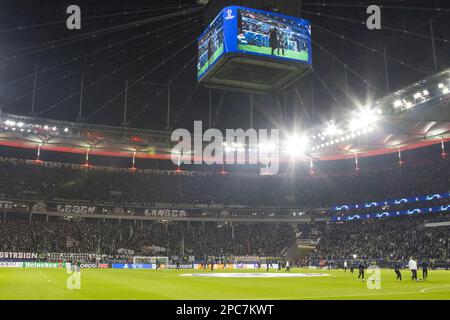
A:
[0,0,449,303]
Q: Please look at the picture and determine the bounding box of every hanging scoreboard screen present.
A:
[197,6,312,92]
[236,8,311,63]
[197,12,225,80]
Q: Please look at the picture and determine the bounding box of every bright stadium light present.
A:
[393,99,402,108]
[348,107,379,132]
[324,122,338,136]
[285,135,309,157]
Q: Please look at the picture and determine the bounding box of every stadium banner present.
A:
[0,200,13,210]
[167,264,194,269]
[79,263,98,269]
[233,263,279,269]
[143,209,189,218]
[333,192,450,211]
[0,261,24,268]
[4,198,304,218]
[193,264,234,270]
[332,204,450,222]
[0,200,29,212]
[111,263,153,269]
[23,262,66,268]
[56,204,97,214]
[97,263,110,269]
[213,264,234,269]
[0,252,38,260]
[235,263,257,269]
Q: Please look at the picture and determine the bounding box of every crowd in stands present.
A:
[0,215,448,262]
[311,215,449,261]
[0,154,448,263]
[0,156,448,209]
[0,218,295,258]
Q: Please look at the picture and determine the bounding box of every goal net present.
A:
[132,256,169,267]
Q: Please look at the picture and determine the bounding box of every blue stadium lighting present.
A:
[332,204,450,222]
[333,192,450,212]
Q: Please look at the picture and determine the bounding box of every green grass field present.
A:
[238,44,309,61]
[1,268,449,300]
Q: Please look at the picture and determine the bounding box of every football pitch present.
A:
[1,268,450,300]
[238,44,309,61]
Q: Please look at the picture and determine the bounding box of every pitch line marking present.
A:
[180,273,331,278]
[420,285,450,293]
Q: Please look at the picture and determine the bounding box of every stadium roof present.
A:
[0,68,449,162]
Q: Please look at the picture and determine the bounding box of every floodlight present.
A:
[348,107,378,132]
[285,135,309,157]
[393,100,402,108]
[324,122,338,136]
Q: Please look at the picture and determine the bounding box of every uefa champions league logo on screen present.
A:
[225,9,235,20]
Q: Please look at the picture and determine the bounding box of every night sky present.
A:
[0,0,448,133]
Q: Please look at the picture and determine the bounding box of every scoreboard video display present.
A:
[197,12,225,80]
[197,6,312,83]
